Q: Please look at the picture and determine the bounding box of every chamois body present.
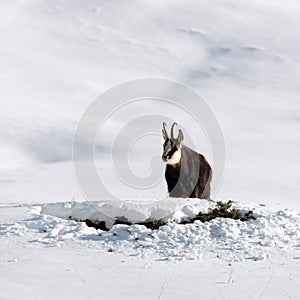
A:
[162,122,212,199]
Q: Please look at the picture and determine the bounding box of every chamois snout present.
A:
[162,153,168,161]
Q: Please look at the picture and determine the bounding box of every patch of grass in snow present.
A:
[138,218,167,230]
[188,200,256,223]
[84,218,167,231]
[84,219,108,231]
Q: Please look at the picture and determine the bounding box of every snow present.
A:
[1,201,300,299]
[2,199,298,263]
[41,198,214,226]
[1,0,300,299]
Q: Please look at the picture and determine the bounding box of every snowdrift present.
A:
[41,198,216,229]
[25,199,299,262]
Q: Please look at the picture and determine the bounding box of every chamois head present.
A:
[161,122,184,165]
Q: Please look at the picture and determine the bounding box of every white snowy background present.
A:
[0,1,300,299]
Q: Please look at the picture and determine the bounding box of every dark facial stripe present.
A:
[166,144,178,158]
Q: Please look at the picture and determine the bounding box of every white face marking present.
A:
[166,148,181,165]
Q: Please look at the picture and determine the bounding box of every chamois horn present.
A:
[162,122,169,139]
[170,122,177,140]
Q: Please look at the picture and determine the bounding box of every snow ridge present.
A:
[2,200,299,262]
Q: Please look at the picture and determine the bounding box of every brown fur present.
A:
[162,122,212,199]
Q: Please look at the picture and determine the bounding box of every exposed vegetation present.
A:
[83,200,255,231]
[188,200,256,223]
[84,219,108,231]
[84,218,167,231]
[138,218,167,230]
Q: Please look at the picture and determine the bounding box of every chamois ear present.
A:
[177,129,184,144]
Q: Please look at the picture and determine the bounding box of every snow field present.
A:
[1,0,300,298]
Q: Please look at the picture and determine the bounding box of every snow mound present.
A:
[0,200,291,261]
[41,198,215,228]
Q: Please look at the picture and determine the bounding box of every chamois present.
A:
[162,122,212,199]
